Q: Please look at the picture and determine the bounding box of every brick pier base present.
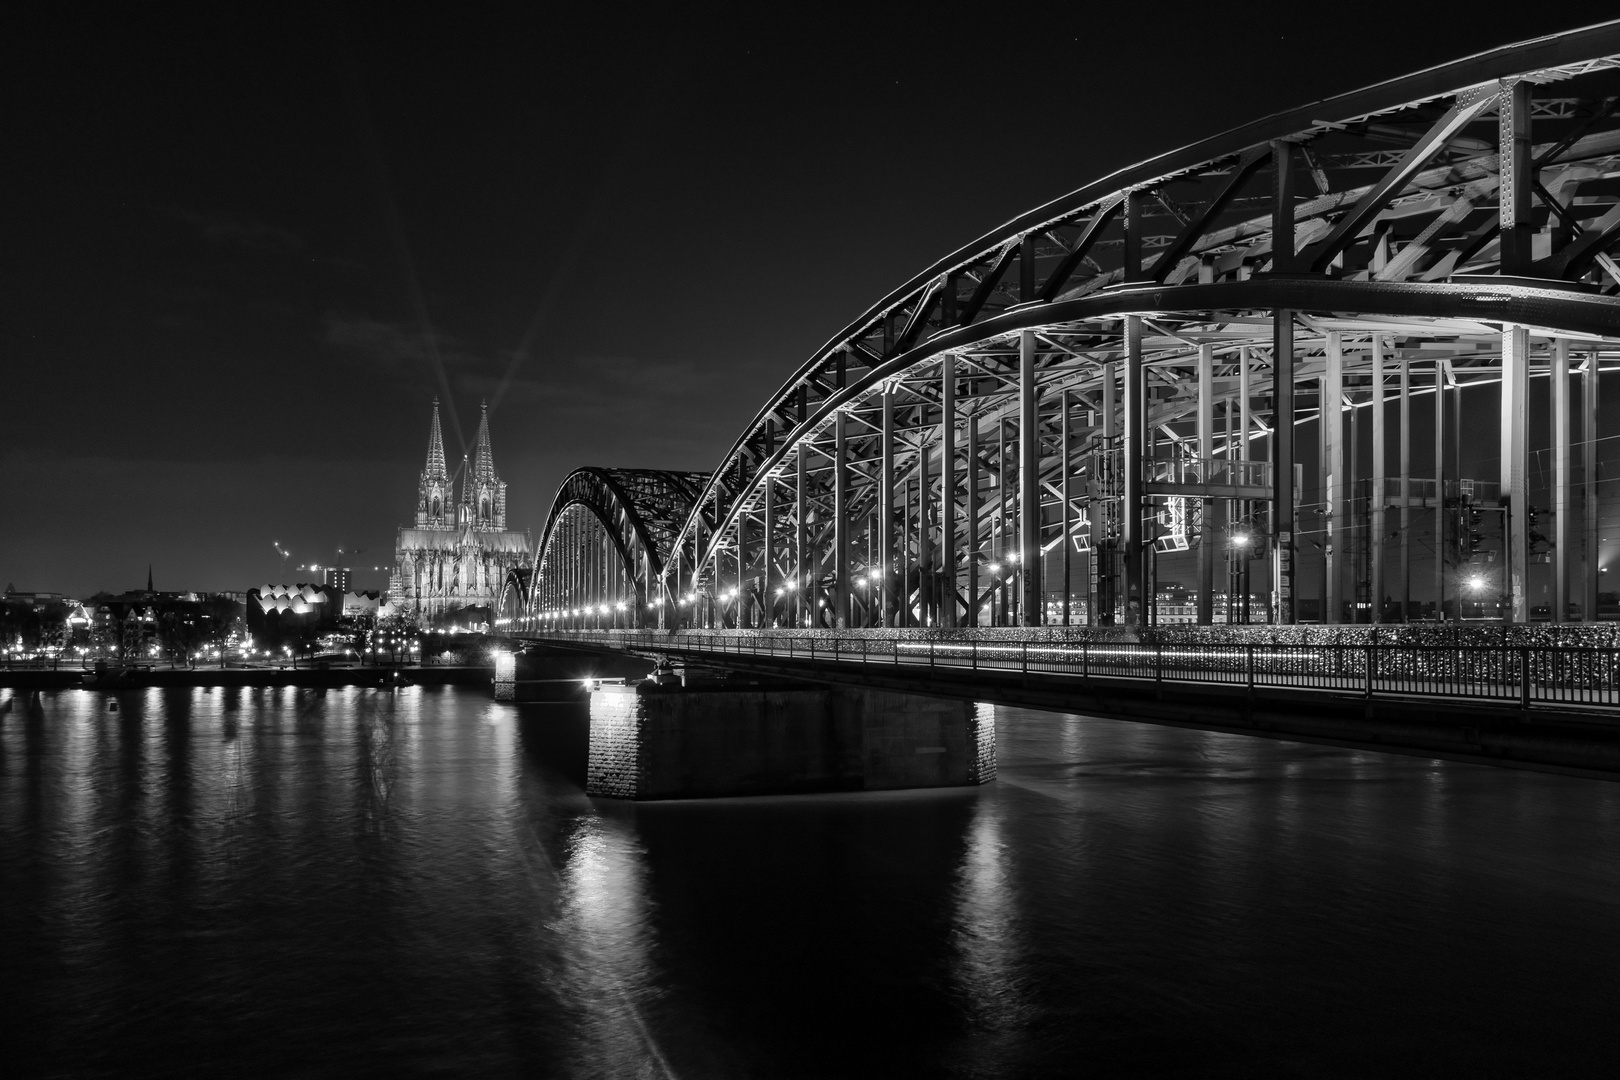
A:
[587,682,996,800]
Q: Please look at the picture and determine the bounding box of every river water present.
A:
[4,685,1619,1078]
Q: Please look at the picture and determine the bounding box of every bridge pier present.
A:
[494,644,653,702]
[586,678,996,800]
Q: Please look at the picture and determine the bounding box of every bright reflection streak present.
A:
[952,791,1030,1032]
[552,816,677,1078]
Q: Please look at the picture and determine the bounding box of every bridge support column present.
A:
[1554,338,1571,623]
[1324,333,1343,623]
[1099,359,1118,626]
[1236,347,1252,623]
[1020,329,1043,625]
[1584,349,1600,622]
[1435,359,1446,621]
[881,385,895,627]
[967,409,981,626]
[1273,310,1295,625]
[1399,350,1411,621]
[942,357,957,627]
[796,440,809,627]
[1197,344,1215,624]
[834,410,849,628]
[1123,316,1145,630]
[587,681,996,800]
[1372,336,1386,623]
[917,438,932,625]
[1503,324,1530,623]
[1061,387,1074,626]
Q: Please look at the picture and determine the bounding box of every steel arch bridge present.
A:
[528,22,1620,634]
[528,468,711,629]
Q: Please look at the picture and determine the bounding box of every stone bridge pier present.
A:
[586,675,996,800]
[499,644,996,799]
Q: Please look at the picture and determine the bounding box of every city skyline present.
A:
[6,5,1616,598]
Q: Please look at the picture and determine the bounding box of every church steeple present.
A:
[424,398,449,483]
[415,399,454,529]
[472,400,496,483]
[461,400,507,531]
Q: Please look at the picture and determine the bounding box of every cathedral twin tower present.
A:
[391,400,531,621]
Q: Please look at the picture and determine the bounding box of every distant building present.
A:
[339,589,397,619]
[247,583,332,646]
[80,588,245,658]
[324,567,351,594]
[2,585,68,607]
[390,400,530,622]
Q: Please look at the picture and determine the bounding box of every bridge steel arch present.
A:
[527,468,710,630]
[642,21,1620,632]
[496,566,532,628]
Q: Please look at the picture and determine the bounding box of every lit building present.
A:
[323,566,351,594]
[390,400,530,623]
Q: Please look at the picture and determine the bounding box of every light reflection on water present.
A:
[5,685,1620,1078]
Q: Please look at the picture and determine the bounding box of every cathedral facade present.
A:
[390,400,530,624]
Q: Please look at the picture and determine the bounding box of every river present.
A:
[4,685,1619,1077]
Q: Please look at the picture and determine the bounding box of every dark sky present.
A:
[6,3,1615,597]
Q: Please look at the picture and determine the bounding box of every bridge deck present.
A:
[514,630,1620,780]
[520,630,1620,713]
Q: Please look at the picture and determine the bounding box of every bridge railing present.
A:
[521,631,1620,712]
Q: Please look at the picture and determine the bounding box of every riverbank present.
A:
[0,665,491,691]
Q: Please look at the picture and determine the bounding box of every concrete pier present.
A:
[495,644,653,702]
[586,680,996,800]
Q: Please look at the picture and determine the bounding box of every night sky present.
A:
[6,4,1615,597]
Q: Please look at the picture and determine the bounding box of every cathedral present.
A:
[390,400,531,623]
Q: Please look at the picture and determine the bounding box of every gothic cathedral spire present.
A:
[465,400,506,530]
[415,399,454,529]
[424,398,449,483]
[472,400,496,483]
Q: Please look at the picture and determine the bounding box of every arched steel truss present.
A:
[496,567,531,627]
[532,468,710,627]
[534,22,1620,631]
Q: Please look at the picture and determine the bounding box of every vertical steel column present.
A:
[761,472,775,627]
[967,410,980,627]
[1399,352,1411,621]
[1371,336,1386,623]
[1271,136,1298,625]
[1499,78,1533,276]
[1584,351,1601,621]
[942,358,957,628]
[796,443,808,627]
[1101,359,1118,626]
[1239,346,1252,460]
[1273,311,1295,625]
[1020,329,1042,625]
[833,410,848,629]
[1348,389,1360,622]
[1061,387,1073,626]
[1434,360,1447,620]
[1237,346,1251,621]
[1553,338,1571,623]
[1123,316,1145,629]
[736,507,749,629]
[1502,325,1530,623]
[917,437,931,626]
[880,385,895,627]
[999,416,1011,624]
[1197,343,1215,624]
[1324,333,1343,623]
[900,477,912,626]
